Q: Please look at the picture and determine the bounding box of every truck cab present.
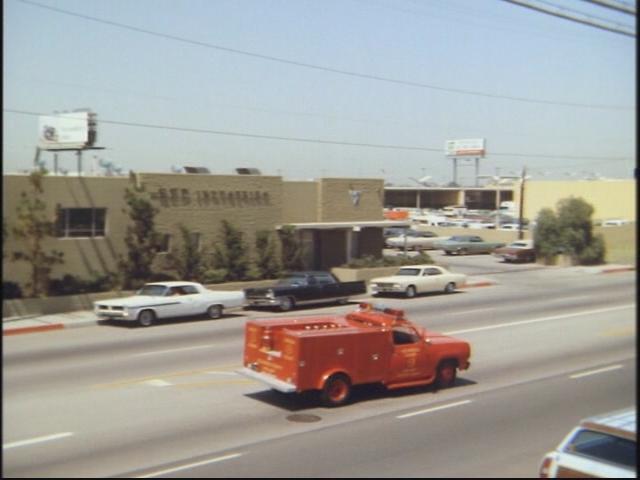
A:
[238,303,471,406]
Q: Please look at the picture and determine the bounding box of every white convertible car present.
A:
[94,281,245,327]
[369,265,467,298]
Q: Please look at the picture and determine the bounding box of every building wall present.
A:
[318,178,385,222]
[519,179,636,222]
[281,181,318,223]
[3,174,130,286]
[136,172,283,252]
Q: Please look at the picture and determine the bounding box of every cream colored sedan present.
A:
[369,265,467,298]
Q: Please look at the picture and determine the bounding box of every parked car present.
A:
[385,230,450,250]
[93,281,246,327]
[539,407,636,478]
[434,235,506,255]
[369,265,467,298]
[244,271,366,311]
[493,239,536,263]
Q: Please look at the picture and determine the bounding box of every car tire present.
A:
[444,282,456,294]
[207,304,223,319]
[321,373,351,407]
[435,360,458,389]
[405,286,416,298]
[138,309,155,327]
[459,248,468,255]
[279,296,294,311]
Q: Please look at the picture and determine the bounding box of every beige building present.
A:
[2,172,399,290]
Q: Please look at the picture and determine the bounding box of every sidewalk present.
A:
[2,266,634,336]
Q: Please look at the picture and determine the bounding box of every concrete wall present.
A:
[3,174,130,287]
[281,181,318,223]
[317,178,385,222]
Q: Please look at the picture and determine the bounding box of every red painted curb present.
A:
[602,267,635,274]
[461,281,495,288]
[3,324,65,336]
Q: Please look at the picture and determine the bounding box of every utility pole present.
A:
[518,166,527,240]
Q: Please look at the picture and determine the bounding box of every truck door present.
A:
[389,326,435,382]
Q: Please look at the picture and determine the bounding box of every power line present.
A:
[502,0,636,37]
[15,0,632,111]
[536,0,635,27]
[580,0,637,16]
[5,108,633,162]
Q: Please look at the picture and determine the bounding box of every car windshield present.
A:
[277,275,308,286]
[136,285,169,296]
[510,242,529,248]
[396,268,421,276]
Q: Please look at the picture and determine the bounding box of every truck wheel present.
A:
[321,374,351,407]
[138,309,155,327]
[444,282,456,294]
[279,296,294,311]
[435,360,458,389]
[206,304,223,319]
[405,286,416,298]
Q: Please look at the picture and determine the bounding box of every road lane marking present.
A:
[92,365,241,389]
[445,308,495,316]
[397,400,472,419]
[3,432,74,450]
[132,344,215,357]
[570,364,623,379]
[136,453,243,478]
[444,304,634,335]
[144,379,172,387]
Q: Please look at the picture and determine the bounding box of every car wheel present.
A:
[459,248,468,255]
[321,373,351,407]
[405,286,416,298]
[207,304,223,319]
[138,309,155,327]
[279,296,294,311]
[444,282,456,294]
[435,360,458,389]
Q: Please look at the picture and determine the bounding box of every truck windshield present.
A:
[277,275,308,286]
[396,268,420,276]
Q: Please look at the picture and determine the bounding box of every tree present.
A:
[211,220,250,281]
[119,187,162,288]
[556,197,605,265]
[254,230,281,279]
[278,225,305,271]
[534,197,606,266]
[165,224,205,281]
[533,208,562,265]
[11,171,64,297]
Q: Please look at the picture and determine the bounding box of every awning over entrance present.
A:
[275,220,411,270]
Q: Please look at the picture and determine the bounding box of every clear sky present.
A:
[3,0,636,186]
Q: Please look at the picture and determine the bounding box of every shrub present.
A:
[342,253,433,268]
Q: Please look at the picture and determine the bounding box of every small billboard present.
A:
[38,112,96,150]
[445,138,486,157]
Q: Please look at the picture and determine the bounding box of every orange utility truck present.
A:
[238,303,471,407]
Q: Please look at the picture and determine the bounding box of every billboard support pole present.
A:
[77,150,83,177]
[475,158,479,186]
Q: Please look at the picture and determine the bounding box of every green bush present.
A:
[201,269,228,284]
[342,253,433,268]
[578,234,606,265]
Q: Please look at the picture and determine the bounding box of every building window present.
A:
[56,208,106,238]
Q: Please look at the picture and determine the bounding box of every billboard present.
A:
[38,112,96,150]
[445,138,485,157]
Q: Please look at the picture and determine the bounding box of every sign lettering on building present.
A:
[150,188,271,208]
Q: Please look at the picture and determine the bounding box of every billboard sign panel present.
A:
[445,138,486,157]
[38,112,91,150]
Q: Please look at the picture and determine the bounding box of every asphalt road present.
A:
[2,267,636,478]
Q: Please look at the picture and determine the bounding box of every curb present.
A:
[461,281,496,288]
[3,324,65,336]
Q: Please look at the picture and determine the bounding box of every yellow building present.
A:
[2,172,400,290]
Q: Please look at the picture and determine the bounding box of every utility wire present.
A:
[580,0,636,15]
[16,0,632,111]
[536,0,635,27]
[502,0,636,37]
[5,108,633,162]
